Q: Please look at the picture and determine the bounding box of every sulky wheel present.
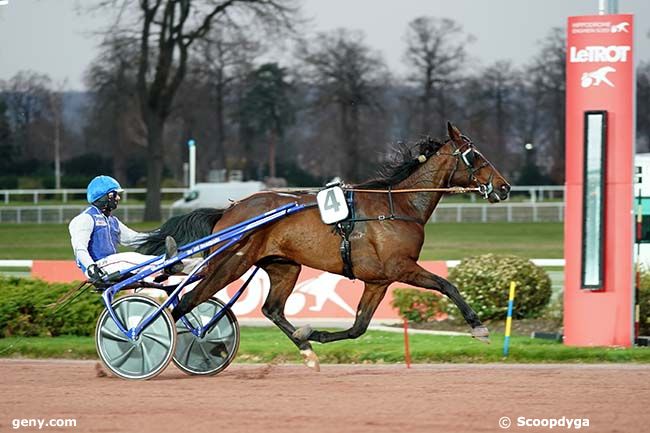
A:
[95,294,176,380]
[173,298,240,376]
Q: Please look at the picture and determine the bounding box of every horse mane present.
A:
[354,136,445,189]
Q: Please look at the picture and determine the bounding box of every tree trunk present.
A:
[347,104,360,181]
[268,129,276,178]
[421,67,433,134]
[495,86,505,163]
[215,72,227,171]
[144,115,165,221]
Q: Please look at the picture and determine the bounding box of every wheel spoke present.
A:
[188,309,202,328]
[143,331,170,350]
[197,341,212,362]
[206,332,233,344]
[110,344,137,368]
[100,326,129,343]
[176,327,191,335]
[141,341,153,373]
[115,304,129,330]
[177,338,195,365]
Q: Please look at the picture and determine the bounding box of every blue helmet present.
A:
[86,175,123,204]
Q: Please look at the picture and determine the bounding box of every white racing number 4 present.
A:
[317,186,349,224]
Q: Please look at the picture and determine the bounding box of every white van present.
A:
[171,181,265,211]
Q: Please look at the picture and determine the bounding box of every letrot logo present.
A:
[581,66,616,88]
[569,45,631,63]
[611,22,630,33]
[0,0,9,5]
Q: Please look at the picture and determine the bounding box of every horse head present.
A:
[438,122,511,203]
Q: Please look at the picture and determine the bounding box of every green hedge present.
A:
[448,254,552,320]
[391,288,448,323]
[0,276,103,337]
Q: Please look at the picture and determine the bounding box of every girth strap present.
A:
[335,190,356,280]
[332,187,423,280]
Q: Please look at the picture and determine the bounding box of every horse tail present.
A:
[136,208,224,256]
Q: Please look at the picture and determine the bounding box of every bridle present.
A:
[446,135,494,200]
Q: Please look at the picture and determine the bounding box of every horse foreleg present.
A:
[260,261,322,370]
[401,264,489,343]
[295,282,389,345]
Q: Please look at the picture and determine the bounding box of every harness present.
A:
[331,135,495,280]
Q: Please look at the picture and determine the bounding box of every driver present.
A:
[68,175,183,282]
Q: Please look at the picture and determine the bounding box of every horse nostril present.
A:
[501,184,511,194]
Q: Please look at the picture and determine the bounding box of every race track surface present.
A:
[1,360,648,433]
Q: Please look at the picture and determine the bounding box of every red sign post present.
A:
[564,15,635,346]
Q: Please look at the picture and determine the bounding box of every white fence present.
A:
[0,185,564,204]
[0,185,565,224]
[0,187,187,204]
[0,205,181,224]
[0,202,565,224]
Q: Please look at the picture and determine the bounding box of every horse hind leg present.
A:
[259,260,322,371]
[172,242,260,321]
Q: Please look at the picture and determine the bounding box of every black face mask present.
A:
[93,191,119,215]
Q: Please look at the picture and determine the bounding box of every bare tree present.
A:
[85,36,143,183]
[1,71,53,162]
[462,61,518,169]
[297,29,389,182]
[241,62,294,179]
[192,26,261,172]
[402,16,473,136]
[525,27,566,183]
[93,0,298,220]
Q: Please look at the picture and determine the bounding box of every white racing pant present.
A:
[91,252,201,278]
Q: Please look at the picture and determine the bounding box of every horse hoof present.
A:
[292,325,313,342]
[299,349,321,372]
[471,326,490,344]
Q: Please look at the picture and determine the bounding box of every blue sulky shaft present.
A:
[101,201,309,340]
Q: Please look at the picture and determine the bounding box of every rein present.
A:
[346,186,481,194]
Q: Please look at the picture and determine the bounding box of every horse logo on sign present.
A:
[611,22,630,33]
[581,66,616,88]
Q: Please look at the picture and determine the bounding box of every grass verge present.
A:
[0,222,562,260]
[1,328,648,363]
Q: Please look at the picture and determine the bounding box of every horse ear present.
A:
[447,121,462,143]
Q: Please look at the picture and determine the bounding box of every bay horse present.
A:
[138,122,511,370]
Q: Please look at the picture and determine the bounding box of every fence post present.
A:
[33,191,38,204]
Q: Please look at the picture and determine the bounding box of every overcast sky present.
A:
[0,0,649,91]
